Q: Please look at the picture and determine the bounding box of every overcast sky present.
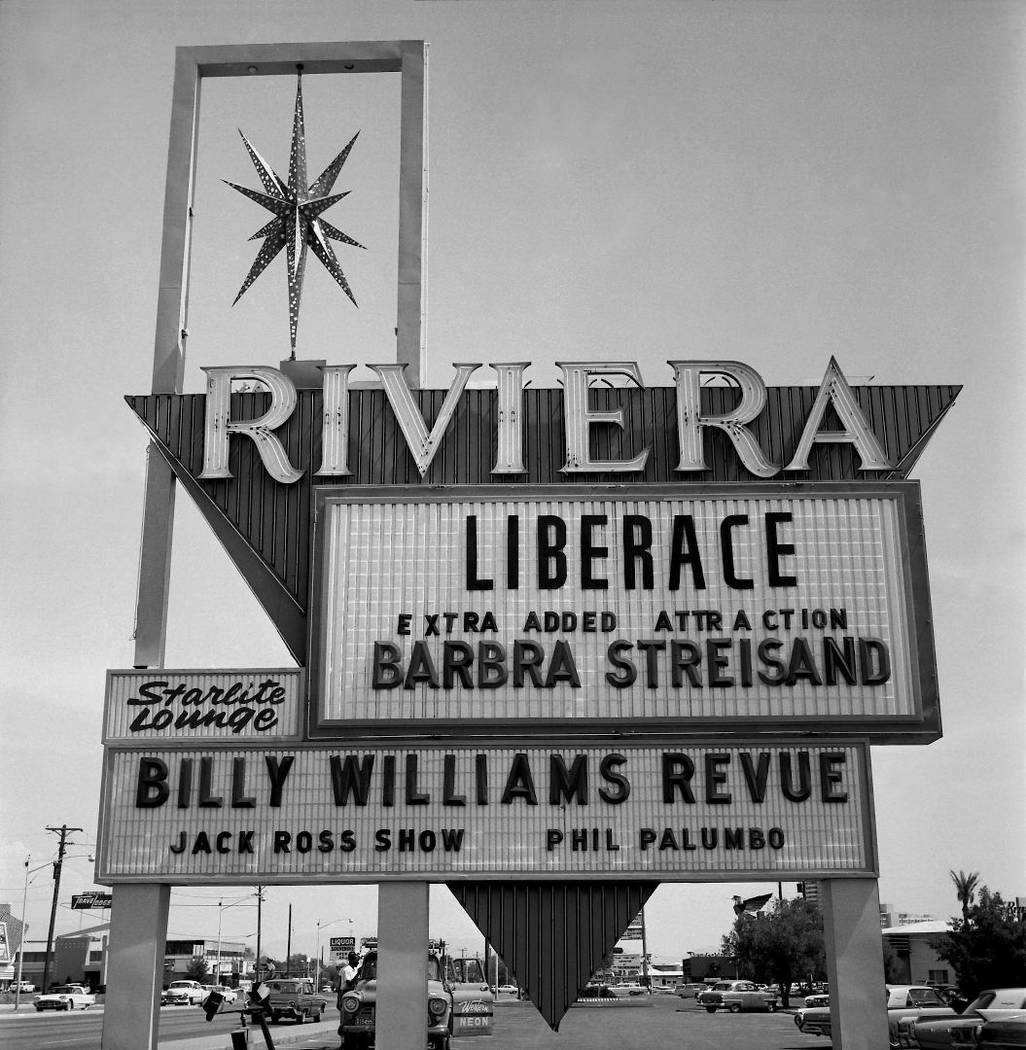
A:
[1,0,1023,969]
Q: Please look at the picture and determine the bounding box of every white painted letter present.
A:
[316,365,356,476]
[199,367,303,484]
[670,360,777,478]
[558,362,649,473]
[371,362,482,477]
[492,363,529,474]
[785,357,892,471]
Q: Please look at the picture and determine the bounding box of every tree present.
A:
[933,886,1026,997]
[186,955,210,982]
[285,952,311,978]
[949,870,980,920]
[721,897,825,1008]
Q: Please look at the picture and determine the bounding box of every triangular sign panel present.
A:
[448,880,659,1031]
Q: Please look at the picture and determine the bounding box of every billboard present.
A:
[95,741,875,882]
[329,936,356,961]
[311,484,937,741]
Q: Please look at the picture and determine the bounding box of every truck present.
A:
[338,949,494,1050]
[261,978,328,1023]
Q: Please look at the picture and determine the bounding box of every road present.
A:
[0,996,836,1050]
[0,1003,323,1049]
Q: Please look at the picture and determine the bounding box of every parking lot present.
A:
[481,996,830,1050]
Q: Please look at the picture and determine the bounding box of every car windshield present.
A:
[351,953,442,982]
[908,989,944,1006]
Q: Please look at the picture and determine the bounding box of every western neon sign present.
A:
[199,357,891,483]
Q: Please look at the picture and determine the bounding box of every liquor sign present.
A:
[94,742,875,882]
[0,923,9,964]
[310,483,935,742]
[329,936,356,961]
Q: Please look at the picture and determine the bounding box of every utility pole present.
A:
[254,886,264,983]
[41,825,82,993]
[285,903,292,977]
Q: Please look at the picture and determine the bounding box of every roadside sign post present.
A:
[97,37,957,1050]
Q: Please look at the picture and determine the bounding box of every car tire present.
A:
[705,1005,717,1013]
[729,1003,742,1013]
[35,1006,42,1013]
[767,1001,777,1012]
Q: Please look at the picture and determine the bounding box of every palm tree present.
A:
[949,870,980,919]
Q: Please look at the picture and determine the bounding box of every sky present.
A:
[1,0,1024,970]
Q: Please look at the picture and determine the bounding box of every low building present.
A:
[8,924,250,992]
[0,904,26,989]
[881,920,952,986]
[164,936,249,985]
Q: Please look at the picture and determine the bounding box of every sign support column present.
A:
[821,877,889,1050]
[101,884,170,1050]
[376,882,429,1050]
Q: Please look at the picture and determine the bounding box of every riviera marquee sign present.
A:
[100,353,957,881]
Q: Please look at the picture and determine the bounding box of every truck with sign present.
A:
[338,948,493,1050]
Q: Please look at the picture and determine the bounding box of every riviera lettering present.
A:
[199,357,892,483]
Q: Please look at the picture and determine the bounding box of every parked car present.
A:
[973,1010,1026,1049]
[164,979,206,1005]
[496,984,519,995]
[677,983,706,999]
[795,985,952,1044]
[338,949,474,1050]
[34,984,96,1011]
[13,981,36,993]
[202,984,238,1005]
[260,978,328,1023]
[698,979,779,1013]
[903,988,1026,1049]
[805,992,830,1008]
[609,982,649,998]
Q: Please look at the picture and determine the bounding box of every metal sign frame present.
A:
[133,40,428,670]
[94,738,878,884]
[308,481,939,743]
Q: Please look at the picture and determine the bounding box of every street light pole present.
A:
[216,901,223,984]
[13,856,43,1011]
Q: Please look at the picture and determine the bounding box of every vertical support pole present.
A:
[133,47,201,668]
[397,41,428,388]
[101,884,170,1050]
[822,877,888,1050]
[377,882,429,1050]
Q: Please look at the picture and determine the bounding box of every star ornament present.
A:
[225,68,365,354]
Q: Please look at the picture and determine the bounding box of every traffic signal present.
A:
[201,990,224,1022]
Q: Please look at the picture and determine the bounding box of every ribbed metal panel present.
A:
[448,880,657,1030]
[125,383,958,651]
